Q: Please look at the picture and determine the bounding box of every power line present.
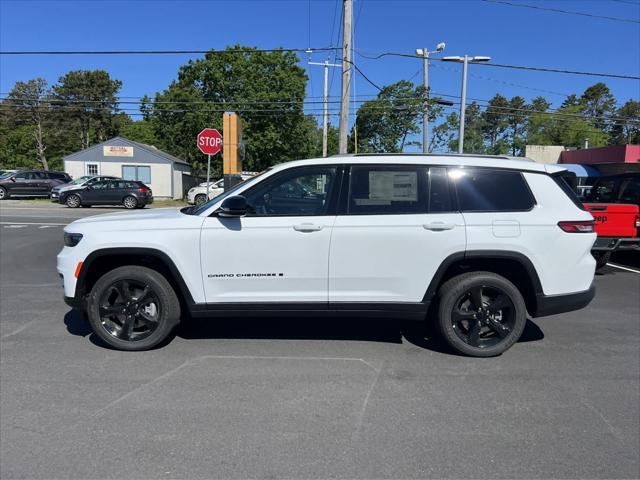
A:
[0,47,340,55]
[481,0,640,24]
[2,45,637,81]
[354,50,640,80]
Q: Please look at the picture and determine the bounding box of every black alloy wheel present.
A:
[437,272,527,357]
[451,285,516,349]
[98,279,161,342]
[87,266,181,350]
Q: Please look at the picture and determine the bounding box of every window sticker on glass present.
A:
[366,171,418,204]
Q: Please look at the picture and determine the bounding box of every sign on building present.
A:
[103,146,134,157]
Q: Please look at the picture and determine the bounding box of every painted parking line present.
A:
[606,263,640,274]
[1,222,67,226]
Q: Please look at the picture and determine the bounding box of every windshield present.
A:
[188,170,269,215]
[68,176,92,185]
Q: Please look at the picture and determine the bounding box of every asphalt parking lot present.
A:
[1,202,639,479]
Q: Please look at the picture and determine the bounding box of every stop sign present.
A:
[197,128,223,155]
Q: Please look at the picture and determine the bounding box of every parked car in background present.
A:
[0,170,71,199]
[58,179,153,209]
[583,173,640,269]
[51,175,120,202]
[187,173,256,206]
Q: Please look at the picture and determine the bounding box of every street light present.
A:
[415,42,446,153]
[442,55,491,153]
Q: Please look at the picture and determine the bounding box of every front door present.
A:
[200,166,340,304]
[82,180,110,203]
[329,165,466,304]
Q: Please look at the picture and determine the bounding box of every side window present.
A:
[348,165,426,215]
[618,178,640,204]
[453,169,535,212]
[33,172,47,180]
[428,167,453,213]
[91,180,109,190]
[586,179,617,203]
[14,172,28,180]
[244,167,337,216]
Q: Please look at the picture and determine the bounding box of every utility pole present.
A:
[459,55,469,155]
[309,60,341,157]
[339,0,352,154]
[442,54,491,154]
[416,43,445,153]
[422,49,429,153]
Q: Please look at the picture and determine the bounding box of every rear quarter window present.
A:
[553,173,586,210]
[453,169,535,212]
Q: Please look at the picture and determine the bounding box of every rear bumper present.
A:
[592,237,640,251]
[532,284,596,318]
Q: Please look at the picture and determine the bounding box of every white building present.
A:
[63,137,193,199]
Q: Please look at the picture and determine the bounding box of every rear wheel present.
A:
[194,194,207,206]
[0,186,7,200]
[437,272,527,357]
[66,194,81,208]
[123,195,138,209]
[86,266,180,351]
[593,251,611,271]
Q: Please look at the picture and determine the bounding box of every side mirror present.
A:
[216,195,248,217]
[10,177,16,182]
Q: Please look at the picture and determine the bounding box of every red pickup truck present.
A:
[582,173,640,269]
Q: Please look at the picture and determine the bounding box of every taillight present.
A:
[558,220,595,233]
[138,187,149,193]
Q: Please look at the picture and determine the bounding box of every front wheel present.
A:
[0,186,7,200]
[66,194,81,208]
[86,266,181,351]
[123,195,138,209]
[436,272,527,357]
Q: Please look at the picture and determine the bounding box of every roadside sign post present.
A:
[197,128,223,201]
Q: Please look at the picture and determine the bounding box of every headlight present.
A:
[64,232,83,247]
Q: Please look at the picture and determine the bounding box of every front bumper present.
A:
[50,192,60,201]
[592,237,640,252]
[532,284,596,318]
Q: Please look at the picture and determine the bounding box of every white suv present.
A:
[58,154,596,356]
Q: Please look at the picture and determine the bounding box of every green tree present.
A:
[579,82,617,130]
[52,70,122,150]
[505,96,529,156]
[482,94,509,152]
[145,46,310,172]
[3,78,51,169]
[354,80,442,153]
[611,100,640,144]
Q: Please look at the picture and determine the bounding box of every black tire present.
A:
[194,194,207,206]
[593,251,611,271]
[123,195,138,209]
[66,194,81,208]
[437,272,527,357]
[86,266,181,351]
[0,186,8,200]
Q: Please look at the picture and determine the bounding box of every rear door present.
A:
[328,165,466,304]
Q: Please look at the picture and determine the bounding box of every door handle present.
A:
[293,223,323,232]
[423,222,455,231]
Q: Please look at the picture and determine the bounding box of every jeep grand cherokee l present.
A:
[58,154,597,356]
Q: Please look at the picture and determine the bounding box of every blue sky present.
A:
[1,0,639,134]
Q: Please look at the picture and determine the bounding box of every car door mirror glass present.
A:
[216,195,248,217]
